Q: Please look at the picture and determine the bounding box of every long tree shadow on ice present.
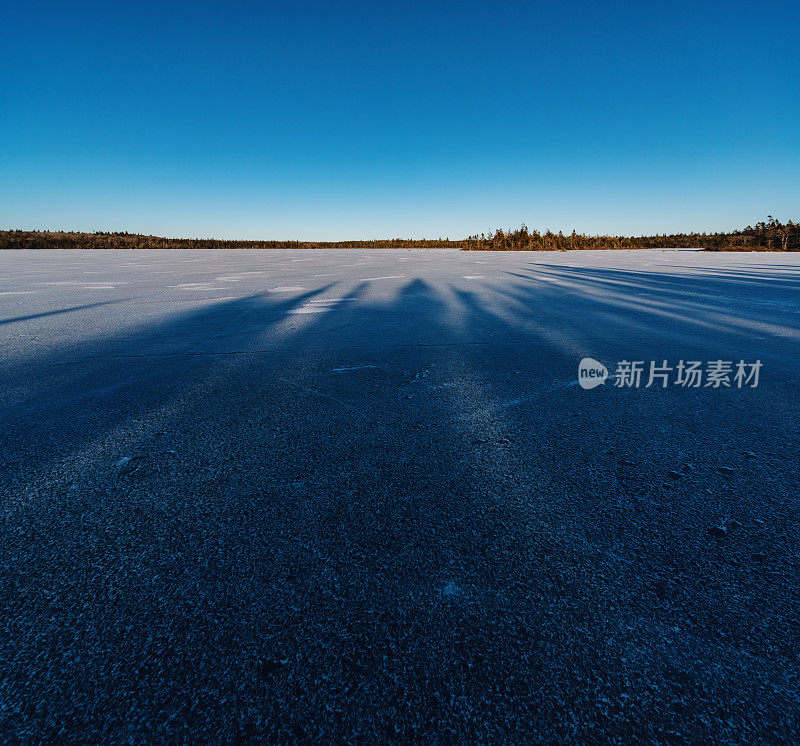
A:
[1,269,798,743]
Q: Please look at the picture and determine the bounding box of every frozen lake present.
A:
[2,248,799,742]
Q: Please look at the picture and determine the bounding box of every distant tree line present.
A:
[463,217,799,251]
[1,218,797,251]
[0,231,462,251]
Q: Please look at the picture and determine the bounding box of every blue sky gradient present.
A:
[2,0,799,239]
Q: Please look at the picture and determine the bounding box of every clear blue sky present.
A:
[2,0,798,239]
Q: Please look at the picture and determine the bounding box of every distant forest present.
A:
[1,217,797,251]
[464,217,799,251]
[0,232,462,250]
